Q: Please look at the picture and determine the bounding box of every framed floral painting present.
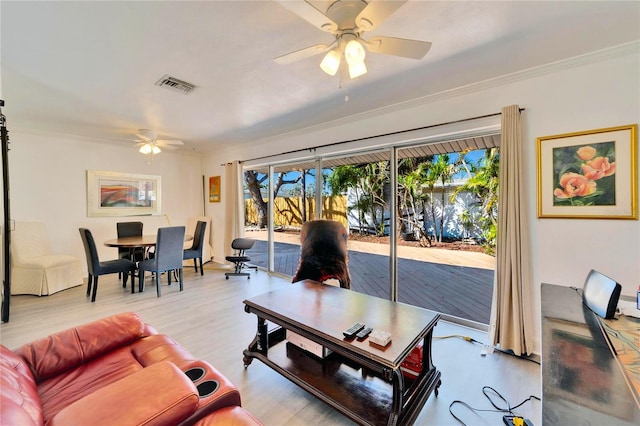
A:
[537,124,637,219]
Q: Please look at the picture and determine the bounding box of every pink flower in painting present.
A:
[553,172,597,199]
[576,145,597,161]
[581,157,616,180]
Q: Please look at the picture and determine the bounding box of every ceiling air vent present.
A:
[154,75,196,94]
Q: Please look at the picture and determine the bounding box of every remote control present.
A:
[356,327,373,340]
[343,322,365,338]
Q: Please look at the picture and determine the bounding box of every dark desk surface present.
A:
[244,279,440,368]
[541,283,640,425]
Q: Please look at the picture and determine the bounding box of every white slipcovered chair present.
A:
[183,216,213,265]
[11,222,83,296]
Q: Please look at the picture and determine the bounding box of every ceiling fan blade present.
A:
[364,36,432,59]
[156,139,183,146]
[356,0,408,31]
[136,129,157,141]
[274,43,331,64]
[156,144,178,151]
[276,0,338,33]
[135,133,151,142]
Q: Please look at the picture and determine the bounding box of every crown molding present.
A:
[256,41,640,144]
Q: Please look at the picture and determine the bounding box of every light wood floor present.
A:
[0,266,541,425]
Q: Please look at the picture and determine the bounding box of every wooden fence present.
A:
[245,196,347,228]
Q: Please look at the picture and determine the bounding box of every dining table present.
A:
[104,235,158,260]
[104,234,193,254]
[104,234,193,292]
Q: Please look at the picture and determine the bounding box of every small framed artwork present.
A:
[536,124,638,219]
[209,176,221,202]
[87,170,161,217]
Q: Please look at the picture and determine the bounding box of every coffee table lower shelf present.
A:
[243,326,441,426]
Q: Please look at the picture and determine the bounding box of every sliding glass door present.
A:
[322,151,392,301]
[241,132,499,326]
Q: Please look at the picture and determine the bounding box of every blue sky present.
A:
[263,149,489,194]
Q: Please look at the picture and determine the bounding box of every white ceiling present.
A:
[2,1,639,154]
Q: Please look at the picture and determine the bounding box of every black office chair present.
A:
[225,238,258,280]
[138,226,185,297]
[183,221,207,275]
[79,228,137,302]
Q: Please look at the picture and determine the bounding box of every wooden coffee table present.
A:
[243,280,441,426]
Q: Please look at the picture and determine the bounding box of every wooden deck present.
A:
[247,236,495,325]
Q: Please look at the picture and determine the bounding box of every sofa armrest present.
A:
[49,361,198,426]
[16,312,153,382]
[193,406,263,426]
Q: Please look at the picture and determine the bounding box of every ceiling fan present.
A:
[134,129,183,155]
[274,0,432,79]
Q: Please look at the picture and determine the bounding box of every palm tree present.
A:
[328,165,368,233]
[424,154,456,242]
[398,156,434,245]
[450,148,500,253]
[328,162,389,236]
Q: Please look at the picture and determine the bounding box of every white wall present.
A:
[8,132,205,272]
[204,45,640,353]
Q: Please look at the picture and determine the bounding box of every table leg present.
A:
[243,316,268,367]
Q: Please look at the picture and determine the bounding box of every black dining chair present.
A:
[183,220,207,275]
[116,221,145,262]
[79,228,137,302]
[138,226,185,297]
[225,238,258,280]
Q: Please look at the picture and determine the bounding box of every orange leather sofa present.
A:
[0,312,262,425]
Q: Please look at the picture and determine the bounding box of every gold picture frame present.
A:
[209,176,221,203]
[87,170,161,217]
[537,124,638,219]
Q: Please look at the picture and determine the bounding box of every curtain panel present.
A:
[223,161,244,258]
[489,105,534,356]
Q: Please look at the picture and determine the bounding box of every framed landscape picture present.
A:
[536,124,638,219]
[87,170,161,217]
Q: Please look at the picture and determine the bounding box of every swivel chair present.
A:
[225,238,257,279]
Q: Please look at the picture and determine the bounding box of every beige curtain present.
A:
[488,105,534,356]
[223,161,244,259]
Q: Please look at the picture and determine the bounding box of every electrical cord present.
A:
[434,334,483,344]
[449,386,540,426]
[434,334,540,365]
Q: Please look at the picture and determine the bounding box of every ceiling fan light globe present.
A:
[139,143,152,154]
[152,145,161,154]
[344,39,365,65]
[320,49,341,76]
[349,61,367,79]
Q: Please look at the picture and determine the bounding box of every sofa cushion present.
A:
[49,361,199,426]
[16,312,150,382]
[37,346,143,421]
[0,345,43,425]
